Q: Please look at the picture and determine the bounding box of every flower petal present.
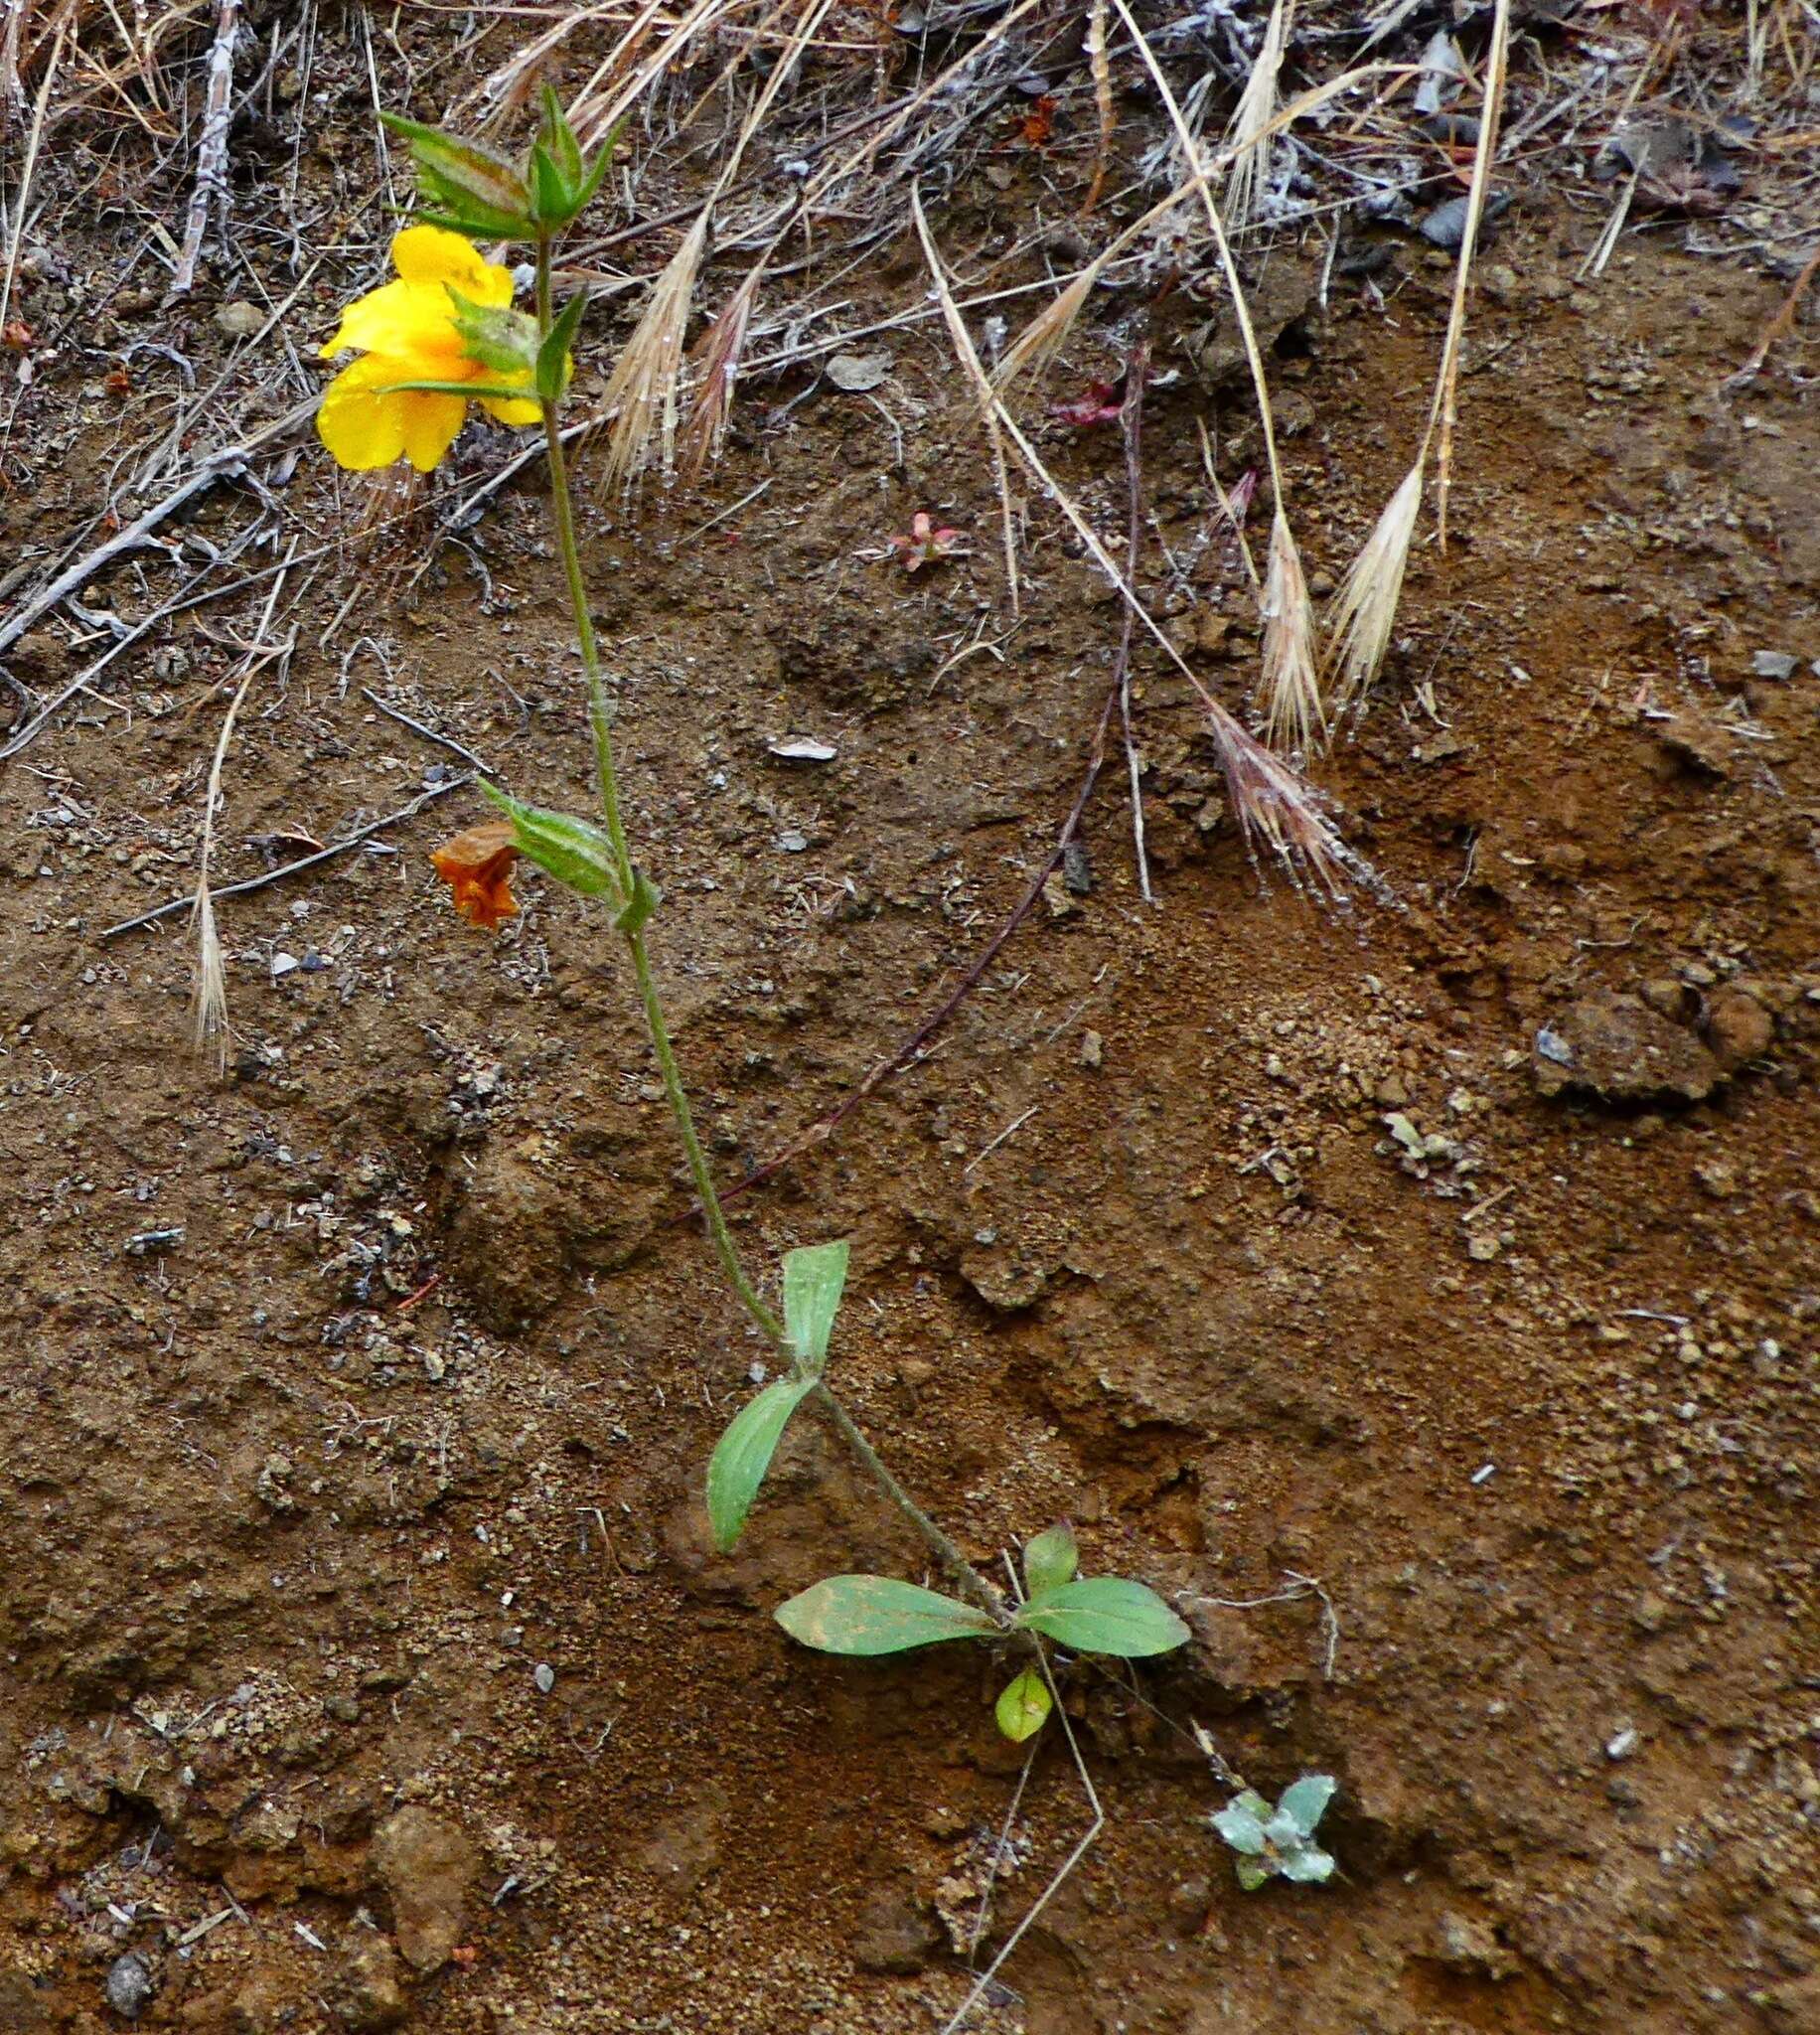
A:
[320,277,474,364]
[396,388,470,472]
[317,355,409,470]
[391,224,515,308]
[478,386,541,427]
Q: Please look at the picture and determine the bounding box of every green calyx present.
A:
[480,783,623,903]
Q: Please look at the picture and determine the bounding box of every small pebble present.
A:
[105,1953,154,2019]
[533,1662,555,1694]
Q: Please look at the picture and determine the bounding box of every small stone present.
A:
[850,1887,941,1975]
[1606,1726,1639,1760]
[533,1662,555,1693]
[105,1954,154,2019]
[371,1807,478,1973]
[1694,1159,1737,1199]
[1466,1233,1502,1262]
[214,301,266,339]
[1640,978,1698,1021]
[1374,1073,1410,1108]
[1435,1911,1516,1979]
[1705,987,1773,1070]
[1079,1029,1104,1069]
[1041,871,1079,918]
[1631,1590,1672,1634]
[1749,651,1797,681]
[1531,993,1721,1104]
[326,1937,408,2032]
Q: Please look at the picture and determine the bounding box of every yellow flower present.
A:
[317,225,540,472]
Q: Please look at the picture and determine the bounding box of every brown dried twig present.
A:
[167,0,239,301]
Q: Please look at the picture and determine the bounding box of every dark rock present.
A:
[1532,995,1721,1103]
[371,1807,478,1973]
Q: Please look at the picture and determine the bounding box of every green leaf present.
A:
[993,1668,1052,1743]
[1013,1577,1189,1658]
[1021,1523,1078,1600]
[705,1376,815,1553]
[379,111,531,231]
[479,783,622,900]
[612,868,662,934]
[371,377,534,402]
[775,1575,995,1655]
[528,142,571,230]
[573,110,629,215]
[1211,1801,1268,1855]
[1276,1774,1335,1838]
[537,291,588,403]
[782,1240,848,1372]
[537,85,584,191]
[1235,1854,1272,1892]
[1279,1844,1335,1885]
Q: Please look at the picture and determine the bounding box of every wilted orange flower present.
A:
[431,821,520,930]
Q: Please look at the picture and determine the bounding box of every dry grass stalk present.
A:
[1261,506,1321,752]
[1322,457,1420,713]
[910,185,1020,613]
[1323,0,1509,708]
[565,0,733,152]
[681,263,762,480]
[1433,0,1511,548]
[1083,0,1114,215]
[916,207,1372,900]
[1223,0,1290,233]
[592,0,835,488]
[595,210,708,489]
[166,0,239,301]
[1114,0,1319,753]
[994,60,1399,396]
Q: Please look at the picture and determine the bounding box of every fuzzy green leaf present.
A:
[993,1668,1052,1743]
[1013,1577,1189,1658]
[1211,1801,1269,1855]
[775,1575,994,1655]
[1276,1774,1335,1838]
[379,111,531,230]
[537,292,588,403]
[705,1376,815,1553]
[528,142,571,230]
[782,1240,849,1372]
[1021,1523,1078,1600]
[538,85,584,190]
[480,783,622,899]
[1279,1844,1336,1884]
[371,377,533,402]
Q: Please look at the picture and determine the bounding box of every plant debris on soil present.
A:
[0,3,1816,2033]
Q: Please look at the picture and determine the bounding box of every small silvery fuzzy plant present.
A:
[1212,1774,1339,1890]
[314,97,1191,1739]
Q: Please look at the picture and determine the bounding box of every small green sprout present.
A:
[1212,1774,1338,1890]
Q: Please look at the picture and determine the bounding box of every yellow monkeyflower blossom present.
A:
[317,225,540,472]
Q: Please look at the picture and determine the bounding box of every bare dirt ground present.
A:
[1,4,1817,2032]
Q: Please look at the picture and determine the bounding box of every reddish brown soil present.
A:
[2,17,1817,2035]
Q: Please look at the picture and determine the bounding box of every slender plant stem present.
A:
[533,239,784,1350]
[811,1381,1001,1617]
[531,238,996,1610]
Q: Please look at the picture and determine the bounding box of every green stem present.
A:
[529,238,995,1613]
[533,238,783,1351]
[811,1381,1001,1618]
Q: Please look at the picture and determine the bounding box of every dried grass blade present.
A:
[1433,0,1511,548]
[916,207,1375,901]
[681,263,762,480]
[594,211,708,490]
[911,185,1020,614]
[1224,0,1290,233]
[1322,457,1421,712]
[1261,506,1322,753]
[1083,0,1114,215]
